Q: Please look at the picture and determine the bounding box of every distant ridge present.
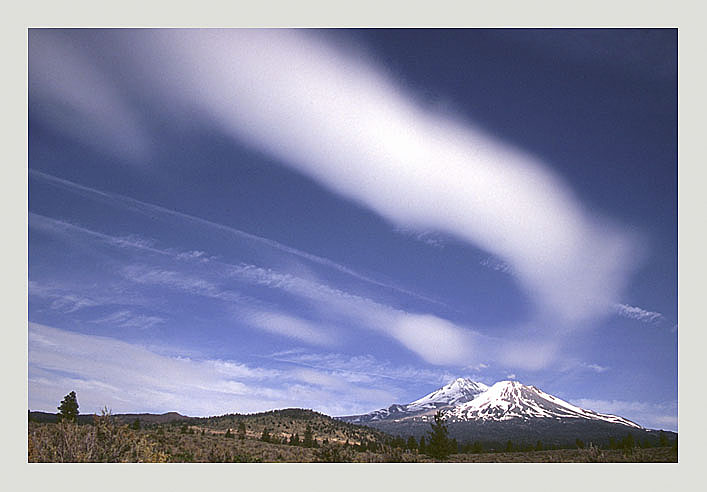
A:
[28,410,189,425]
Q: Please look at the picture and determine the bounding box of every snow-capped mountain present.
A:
[341,378,488,424]
[340,378,641,429]
[446,381,640,428]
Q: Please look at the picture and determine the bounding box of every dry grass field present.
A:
[28,414,677,463]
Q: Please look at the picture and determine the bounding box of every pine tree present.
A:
[303,424,314,448]
[225,428,232,438]
[260,428,271,442]
[130,418,141,430]
[237,421,246,440]
[426,411,455,459]
[406,435,418,451]
[418,436,427,454]
[57,391,79,422]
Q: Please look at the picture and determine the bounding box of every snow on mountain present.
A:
[407,378,488,412]
[340,378,642,429]
[446,381,641,428]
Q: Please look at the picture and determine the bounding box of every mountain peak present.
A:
[339,377,642,429]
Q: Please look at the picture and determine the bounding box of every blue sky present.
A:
[28,28,677,430]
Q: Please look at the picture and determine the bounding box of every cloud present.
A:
[29,171,443,308]
[31,206,559,369]
[29,30,640,327]
[570,398,677,431]
[91,310,165,330]
[120,265,243,303]
[244,311,339,347]
[28,30,151,161]
[29,281,99,313]
[581,363,610,373]
[28,322,399,417]
[271,351,459,385]
[228,263,486,366]
[480,256,514,274]
[614,303,664,323]
[141,29,638,326]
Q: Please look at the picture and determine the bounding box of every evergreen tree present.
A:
[505,440,514,453]
[659,430,669,447]
[225,428,232,438]
[303,424,314,448]
[57,391,79,423]
[622,432,635,453]
[418,436,426,454]
[260,428,271,442]
[406,435,418,450]
[535,440,543,451]
[575,438,585,449]
[238,421,246,440]
[289,433,300,446]
[130,418,141,430]
[426,411,455,459]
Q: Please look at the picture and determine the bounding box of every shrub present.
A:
[28,409,167,462]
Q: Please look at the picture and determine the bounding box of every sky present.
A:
[27,28,677,431]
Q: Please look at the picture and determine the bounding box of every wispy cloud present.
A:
[29,30,151,162]
[394,227,446,249]
[570,398,677,431]
[480,256,514,275]
[614,303,664,324]
[581,362,610,373]
[28,322,400,417]
[91,310,165,330]
[29,170,444,308]
[227,263,485,366]
[29,30,640,327]
[29,281,100,313]
[30,207,562,370]
[244,311,339,347]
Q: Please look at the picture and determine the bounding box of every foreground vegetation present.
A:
[28,393,677,463]
[28,414,677,463]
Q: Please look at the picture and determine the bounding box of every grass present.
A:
[28,415,677,463]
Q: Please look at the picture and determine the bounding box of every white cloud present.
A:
[480,256,514,274]
[91,310,165,330]
[29,30,640,327]
[506,373,517,380]
[570,398,677,431]
[29,173,442,307]
[28,322,398,417]
[614,303,664,323]
[229,263,487,367]
[268,351,459,386]
[139,29,637,326]
[30,208,553,370]
[244,311,339,347]
[121,265,243,303]
[581,363,610,373]
[29,30,151,161]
